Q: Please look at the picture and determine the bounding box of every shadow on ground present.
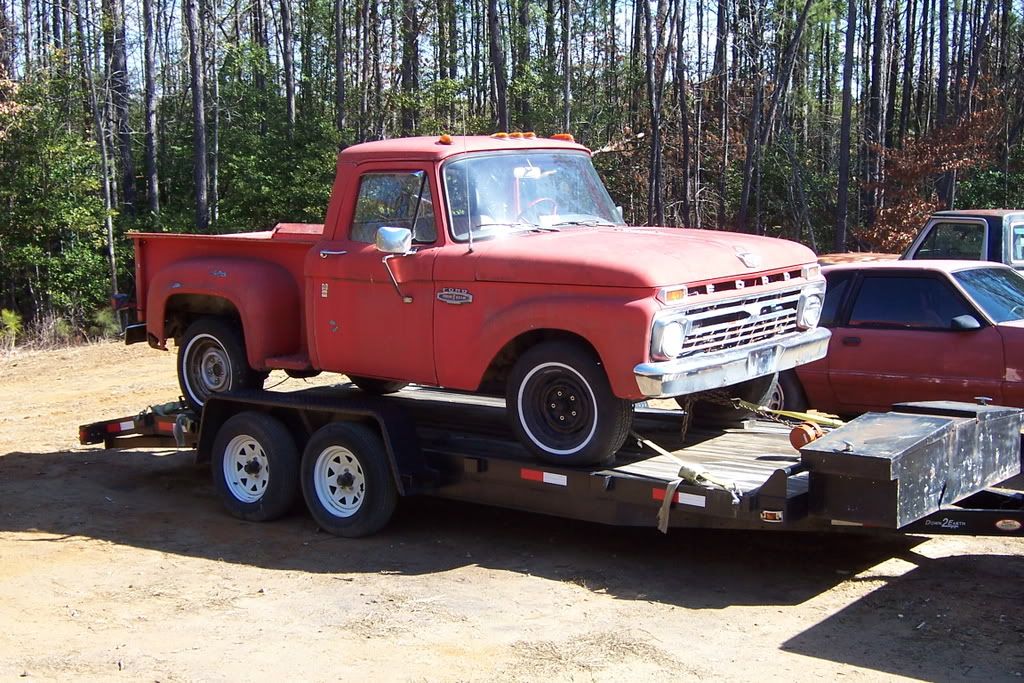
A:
[2,447,925,607]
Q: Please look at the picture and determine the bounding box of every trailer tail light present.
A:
[760,510,784,523]
[519,468,567,486]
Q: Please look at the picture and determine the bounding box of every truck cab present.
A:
[902,209,1024,268]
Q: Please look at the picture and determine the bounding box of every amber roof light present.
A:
[551,133,575,141]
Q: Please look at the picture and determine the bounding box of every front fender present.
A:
[146,257,301,369]
[450,292,657,400]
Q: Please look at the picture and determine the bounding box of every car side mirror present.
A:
[375,226,413,255]
[951,314,982,331]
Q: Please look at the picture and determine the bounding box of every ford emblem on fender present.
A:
[734,246,761,269]
[437,287,474,305]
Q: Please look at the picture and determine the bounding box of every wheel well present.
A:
[478,329,601,394]
[165,294,242,342]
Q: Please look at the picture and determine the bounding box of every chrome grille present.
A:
[679,286,802,356]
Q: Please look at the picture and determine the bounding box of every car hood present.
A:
[467,227,817,288]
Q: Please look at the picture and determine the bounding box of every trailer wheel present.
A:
[348,375,409,395]
[300,422,398,537]
[507,341,633,466]
[211,411,300,522]
[178,317,263,412]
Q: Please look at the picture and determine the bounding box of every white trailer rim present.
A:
[223,434,270,504]
[313,445,366,518]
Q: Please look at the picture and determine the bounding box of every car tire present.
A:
[678,373,779,426]
[211,411,300,522]
[300,422,398,538]
[348,375,409,395]
[507,341,633,466]
[178,317,263,412]
[777,370,809,412]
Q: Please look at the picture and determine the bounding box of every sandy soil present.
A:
[1,341,1023,681]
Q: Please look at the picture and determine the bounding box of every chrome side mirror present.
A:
[951,314,982,331]
[375,226,412,255]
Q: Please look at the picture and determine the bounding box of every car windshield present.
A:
[443,151,624,241]
[953,267,1024,322]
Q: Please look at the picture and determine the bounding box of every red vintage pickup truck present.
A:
[127,134,829,465]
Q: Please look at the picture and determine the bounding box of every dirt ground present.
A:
[1,341,1023,681]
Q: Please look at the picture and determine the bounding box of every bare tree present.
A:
[834,0,855,251]
[185,0,209,230]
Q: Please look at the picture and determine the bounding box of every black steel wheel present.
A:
[210,411,300,522]
[507,341,633,466]
[300,422,398,538]
[178,317,263,412]
[348,375,409,395]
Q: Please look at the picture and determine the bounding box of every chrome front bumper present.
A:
[633,327,831,398]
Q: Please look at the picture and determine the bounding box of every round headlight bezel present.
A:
[797,293,823,329]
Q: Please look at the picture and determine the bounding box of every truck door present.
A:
[826,272,1004,412]
[309,165,439,385]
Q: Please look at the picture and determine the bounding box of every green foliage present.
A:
[87,307,122,340]
[1,308,22,351]
[0,73,111,329]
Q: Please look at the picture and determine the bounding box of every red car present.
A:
[779,260,1024,414]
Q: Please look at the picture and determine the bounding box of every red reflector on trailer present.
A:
[651,488,706,508]
[107,420,134,433]
[519,468,568,486]
[156,421,175,433]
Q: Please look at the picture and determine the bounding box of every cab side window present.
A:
[915,221,985,260]
[848,275,973,329]
[351,171,436,244]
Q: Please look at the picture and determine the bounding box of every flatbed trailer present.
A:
[79,385,1024,539]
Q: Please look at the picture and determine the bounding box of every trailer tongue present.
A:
[79,388,1024,538]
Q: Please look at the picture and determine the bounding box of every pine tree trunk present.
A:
[281,0,296,134]
[185,0,209,230]
[143,0,160,218]
[834,0,855,251]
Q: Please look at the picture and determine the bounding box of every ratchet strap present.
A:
[631,432,741,533]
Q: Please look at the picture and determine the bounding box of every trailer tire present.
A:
[507,341,633,466]
[178,317,263,412]
[300,422,398,538]
[211,411,300,522]
[348,375,409,395]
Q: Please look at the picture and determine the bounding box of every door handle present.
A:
[841,336,861,346]
[319,249,348,259]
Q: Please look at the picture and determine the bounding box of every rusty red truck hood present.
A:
[468,227,817,288]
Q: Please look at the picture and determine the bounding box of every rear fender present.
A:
[146,257,300,369]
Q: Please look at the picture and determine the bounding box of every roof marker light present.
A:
[491,132,509,139]
[524,131,536,138]
[551,133,575,142]
[438,134,453,145]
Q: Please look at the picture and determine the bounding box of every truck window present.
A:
[1010,224,1024,262]
[848,275,973,329]
[821,271,854,326]
[351,171,436,244]
[914,221,985,260]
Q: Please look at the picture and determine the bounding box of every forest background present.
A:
[0,0,1019,344]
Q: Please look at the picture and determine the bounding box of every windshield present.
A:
[443,151,624,241]
[953,267,1024,322]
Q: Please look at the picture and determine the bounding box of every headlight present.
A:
[797,293,823,329]
[652,316,689,359]
[660,321,686,357]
